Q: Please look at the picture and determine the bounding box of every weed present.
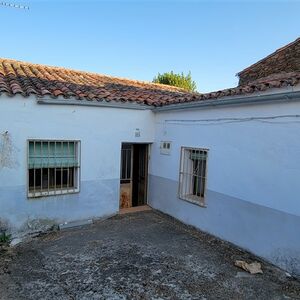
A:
[0,231,12,246]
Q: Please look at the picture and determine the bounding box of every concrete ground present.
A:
[0,210,299,300]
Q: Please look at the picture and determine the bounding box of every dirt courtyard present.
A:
[0,210,299,299]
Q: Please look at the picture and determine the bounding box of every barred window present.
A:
[28,140,80,198]
[179,147,208,206]
[120,143,132,184]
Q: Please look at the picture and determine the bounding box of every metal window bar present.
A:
[60,142,63,193]
[47,141,50,194]
[179,147,208,203]
[54,141,57,193]
[67,141,69,192]
[73,141,76,189]
[28,140,80,198]
[120,144,132,183]
[33,141,36,196]
[40,141,43,192]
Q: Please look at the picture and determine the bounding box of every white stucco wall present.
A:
[0,95,155,230]
[150,100,300,216]
[148,97,300,274]
[1,90,300,274]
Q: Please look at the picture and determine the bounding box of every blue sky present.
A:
[0,0,299,92]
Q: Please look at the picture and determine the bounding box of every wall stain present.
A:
[0,132,18,169]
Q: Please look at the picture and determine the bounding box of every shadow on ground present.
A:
[0,210,299,299]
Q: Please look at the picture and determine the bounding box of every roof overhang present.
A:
[153,89,300,112]
[36,86,300,112]
[37,98,152,110]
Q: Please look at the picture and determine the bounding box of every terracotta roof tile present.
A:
[0,58,299,107]
[160,71,300,106]
[238,37,300,85]
[0,58,195,106]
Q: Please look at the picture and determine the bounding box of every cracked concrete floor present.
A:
[0,210,299,300]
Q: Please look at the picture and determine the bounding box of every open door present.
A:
[120,143,149,209]
[132,144,148,207]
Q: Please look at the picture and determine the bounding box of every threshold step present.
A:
[119,205,152,215]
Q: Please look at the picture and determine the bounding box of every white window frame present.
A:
[178,146,208,207]
[27,139,81,198]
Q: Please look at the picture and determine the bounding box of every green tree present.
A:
[153,71,197,92]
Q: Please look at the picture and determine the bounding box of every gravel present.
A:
[0,210,299,300]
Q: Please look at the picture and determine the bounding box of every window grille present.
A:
[27,140,80,198]
[120,143,132,184]
[179,147,208,205]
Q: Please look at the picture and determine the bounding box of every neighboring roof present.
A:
[0,58,198,106]
[237,37,300,85]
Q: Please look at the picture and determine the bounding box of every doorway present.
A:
[120,143,149,209]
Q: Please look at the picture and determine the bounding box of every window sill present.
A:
[28,188,79,199]
[179,195,207,208]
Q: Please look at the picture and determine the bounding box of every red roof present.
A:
[0,55,299,107]
[0,58,198,106]
[162,72,300,106]
[237,37,300,85]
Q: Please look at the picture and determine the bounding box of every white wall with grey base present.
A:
[0,95,155,232]
[149,98,300,275]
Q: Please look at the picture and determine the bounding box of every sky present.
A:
[0,0,299,92]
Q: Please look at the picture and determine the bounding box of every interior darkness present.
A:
[132,144,148,207]
[29,168,75,190]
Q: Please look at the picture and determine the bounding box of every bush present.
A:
[153,71,197,92]
[0,231,12,246]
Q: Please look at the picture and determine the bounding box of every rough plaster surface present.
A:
[0,179,119,234]
[0,94,154,233]
[148,175,300,276]
[0,132,18,169]
[151,101,300,217]
[0,211,299,300]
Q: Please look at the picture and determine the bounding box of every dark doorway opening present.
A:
[132,144,148,207]
[120,143,149,209]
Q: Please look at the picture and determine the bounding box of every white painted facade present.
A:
[1,87,300,275]
[151,100,300,216]
[149,87,300,275]
[0,95,155,230]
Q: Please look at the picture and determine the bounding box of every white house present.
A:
[1,38,300,275]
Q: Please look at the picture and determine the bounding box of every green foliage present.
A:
[0,231,12,246]
[153,71,197,92]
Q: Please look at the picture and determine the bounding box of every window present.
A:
[179,147,208,206]
[28,140,80,198]
[120,143,132,184]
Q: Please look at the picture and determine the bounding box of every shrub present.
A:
[153,71,197,92]
[0,231,12,246]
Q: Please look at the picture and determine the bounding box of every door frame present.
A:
[119,142,151,210]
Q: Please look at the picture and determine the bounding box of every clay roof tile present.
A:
[0,57,299,107]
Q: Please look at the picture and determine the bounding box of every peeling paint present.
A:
[0,132,18,169]
[1,217,57,238]
[120,183,131,208]
[25,218,57,233]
